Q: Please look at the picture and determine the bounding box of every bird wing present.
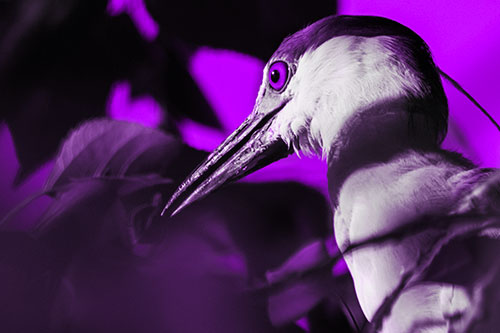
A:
[450,168,500,217]
[376,169,500,333]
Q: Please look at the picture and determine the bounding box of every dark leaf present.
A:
[0,117,180,228]
[44,119,178,191]
[23,119,199,250]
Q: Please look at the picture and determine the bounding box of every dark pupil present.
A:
[271,70,280,83]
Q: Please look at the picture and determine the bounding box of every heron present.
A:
[164,15,500,332]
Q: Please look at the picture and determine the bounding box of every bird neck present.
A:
[326,102,439,207]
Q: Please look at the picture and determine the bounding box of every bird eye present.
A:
[268,61,289,91]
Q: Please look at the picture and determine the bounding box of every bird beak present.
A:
[162,100,292,216]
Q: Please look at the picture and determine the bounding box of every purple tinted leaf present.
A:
[44,119,178,191]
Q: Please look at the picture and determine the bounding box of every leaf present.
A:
[25,118,202,250]
[1,118,180,228]
[44,119,179,191]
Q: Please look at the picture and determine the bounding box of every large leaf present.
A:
[33,118,184,249]
[44,119,179,191]
[3,119,191,238]
[1,119,181,227]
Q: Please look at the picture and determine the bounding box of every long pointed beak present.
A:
[162,102,291,216]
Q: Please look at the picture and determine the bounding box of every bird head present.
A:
[164,15,448,216]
